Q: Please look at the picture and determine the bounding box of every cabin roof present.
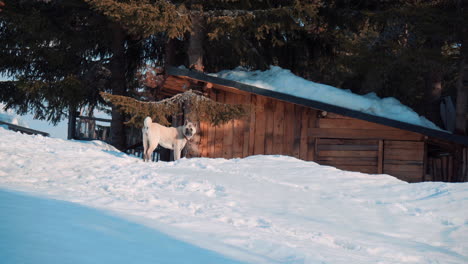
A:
[0,120,50,137]
[166,66,468,146]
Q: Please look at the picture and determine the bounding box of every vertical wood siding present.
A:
[195,88,426,182]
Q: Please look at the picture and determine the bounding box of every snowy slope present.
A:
[0,189,244,264]
[1,128,467,264]
[211,66,441,130]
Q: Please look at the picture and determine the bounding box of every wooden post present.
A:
[248,95,257,156]
[67,108,77,140]
[423,141,428,181]
[378,140,384,174]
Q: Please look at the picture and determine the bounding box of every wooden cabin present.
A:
[156,67,468,183]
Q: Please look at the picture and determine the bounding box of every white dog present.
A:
[142,116,197,161]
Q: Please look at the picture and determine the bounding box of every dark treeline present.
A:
[0,0,466,149]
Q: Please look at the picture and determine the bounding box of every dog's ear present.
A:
[184,119,188,126]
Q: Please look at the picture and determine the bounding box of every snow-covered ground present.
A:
[1,128,467,264]
[0,189,244,264]
[211,66,441,130]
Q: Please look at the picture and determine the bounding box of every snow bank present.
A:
[211,66,441,130]
[1,128,467,264]
[0,189,244,264]
[0,103,28,127]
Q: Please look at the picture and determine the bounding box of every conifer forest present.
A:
[0,0,467,149]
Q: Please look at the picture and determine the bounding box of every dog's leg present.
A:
[146,135,160,162]
[173,148,181,161]
[142,128,149,161]
[142,117,153,162]
[174,140,186,161]
[173,144,181,161]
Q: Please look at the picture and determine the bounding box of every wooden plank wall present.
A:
[315,139,380,174]
[427,155,454,182]
[383,141,425,182]
[424,139,468,182]
[195,88,427,182]
[197,90,319,159]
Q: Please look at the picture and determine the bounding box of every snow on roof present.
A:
[210,66,442,131]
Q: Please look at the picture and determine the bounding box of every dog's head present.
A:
[183,120,197,140]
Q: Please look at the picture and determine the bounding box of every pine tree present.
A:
[324,1,464,129]
[0,0,112,124]
[100,90,248,127]
[1,0,323,150]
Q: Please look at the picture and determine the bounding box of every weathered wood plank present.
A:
[317,150,378,158]
[199,121,209,157]
[317,145,379,151]
[309,128,424,141]
[207,90,217,157]
[283,102,295,156]
[242,94,251,158]
[384,159,424,165]
[211,82,251,96]
[213,91,225,158]
[254,95,266,155]
[384,148,424,160]
[264,98,275,155]
[322,112,353,119]
[248,95,257,156]
[319,139,379,145]
[318,118,399,130]
[293,105,302,158]
[232,93,244,158]
[307,110,317,161]
[378,140,383,174]
[272,100,285,154]
[384,164,423,172]
[384,141,424,150]
[223,93,235,158]
[299,107,310,160]
[317,157,377,166]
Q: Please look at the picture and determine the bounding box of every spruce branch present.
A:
[100,90,248,127]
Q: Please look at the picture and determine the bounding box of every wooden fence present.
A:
[426,143,468,182]
[72,115,112,142]
[124,143,164,162]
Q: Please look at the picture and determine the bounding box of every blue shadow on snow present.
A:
[0,189,246,264]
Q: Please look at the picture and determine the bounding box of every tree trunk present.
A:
[187,13,205,72]
[165,38,176,66]
[67,107,77,140]
[423,70,443,127]
[184,12,204,157]
[455,1,468,135]
[109,23,127,150]
[455,53,467,135]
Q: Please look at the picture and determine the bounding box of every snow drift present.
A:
[0,128,467,264]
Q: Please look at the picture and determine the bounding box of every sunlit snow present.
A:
[0,128,467,263]
[211,66,441,130]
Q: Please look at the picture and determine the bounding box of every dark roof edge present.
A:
[167,66,468,146]
[0,120,50,137]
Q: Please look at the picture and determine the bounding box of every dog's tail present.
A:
[143,116,152,132]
